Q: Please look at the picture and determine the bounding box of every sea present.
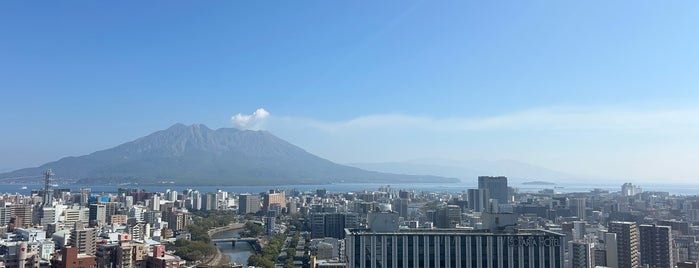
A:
[4,182,699,196]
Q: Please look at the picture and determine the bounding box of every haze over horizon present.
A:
[3,2,699,183]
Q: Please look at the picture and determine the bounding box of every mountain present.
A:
[0,124,458,185]
[349,158,584,184]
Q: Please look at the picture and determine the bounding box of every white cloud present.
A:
[231,108,270,130]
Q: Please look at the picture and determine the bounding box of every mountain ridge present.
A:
[348,158,587,184]
[0,124,458,185]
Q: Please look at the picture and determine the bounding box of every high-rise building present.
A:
[478,176,509,204]
[658,220,690,235]
[70,221,98,256]
[345,228,564,268]
[63,208,82,224]
[640,224,673,268]
[263,190,285,212]
[239,194,261,214]
[0,205,12,226]
[150,194,160,211]
[571,198,586,220]
[310,213,358,239]
[393,198,409,220]
[569,241,593,268]
[202,192,217,211]
[12,204,33,229]
[39,206,57,226]
[43,169,54,207]
[88,204,106,227]
[435,205,461,228]
[467,188,489,212]
[608,221,639,268]
[621,183,642,197]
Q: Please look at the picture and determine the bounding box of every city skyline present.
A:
[3,2,699,183]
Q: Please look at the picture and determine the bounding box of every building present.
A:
[608,221,639,268]
[69,221,98,256]
[658,219,690,235]
[478,176,509,204]
[435,205,461,228]
[95,234,143,268]
[569,241,593,268]
[0,242,40,268]
[51,246,97,268]
[11,204,32,229]
[311,213,359,239]
[167,210,190,232]
[63,209,82,225]
[239,194,261,215]
[468,189,488,212]
[571,198,586,220]
[39,206,57,226]
[88,204,106,227]
[621,183,642,197]
[263,190,285,212]
[640,224,673,268]
[111,214,128,226]
[393,198,409,220]
[678,262,699,268]
[146,245,180,268]
[345,228,564,268]
[202,192,217,211]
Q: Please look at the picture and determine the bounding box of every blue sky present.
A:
[2,1,699,182]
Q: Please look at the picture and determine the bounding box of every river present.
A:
[211,228,254,266]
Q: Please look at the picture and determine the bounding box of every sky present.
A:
[2,1,699,183]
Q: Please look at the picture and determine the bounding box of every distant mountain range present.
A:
[349,158,583,184]
[0,124,458,186]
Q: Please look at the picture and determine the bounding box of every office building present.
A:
[608,221,639,268]
[393,198,409,220]
[571,198,586,220]
[88,204,106,227]
[345,228,564,268]
[468,189,489,212]
[640,224,673,268]
[435,205,461,228]
[311,213,359,239]
[263,190,285,212]
[478,176,509,204]
[239,194,261,214]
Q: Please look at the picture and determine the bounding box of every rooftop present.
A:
[345,228,564,237]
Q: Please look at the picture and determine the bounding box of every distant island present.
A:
[522,181,556,185]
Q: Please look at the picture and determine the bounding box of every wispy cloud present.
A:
[271,106,699,133]
[257,105,699,183]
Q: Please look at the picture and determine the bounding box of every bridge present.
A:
[211,237,258,243]
[212,237,262,253]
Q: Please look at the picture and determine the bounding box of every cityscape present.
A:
[3,1,699,268]
[0,171,694,268]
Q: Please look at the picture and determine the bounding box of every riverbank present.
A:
[204,222,245,267]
